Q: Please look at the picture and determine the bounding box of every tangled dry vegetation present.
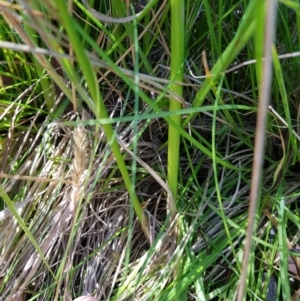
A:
[0,103,174,300]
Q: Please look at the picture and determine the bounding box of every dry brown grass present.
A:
[0,92,173,300]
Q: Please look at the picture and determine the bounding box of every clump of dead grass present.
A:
[0,94,172,300]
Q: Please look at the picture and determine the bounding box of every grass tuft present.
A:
[1,1,300,300]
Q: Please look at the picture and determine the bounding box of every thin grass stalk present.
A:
[237,0,278,300]
[272,45,298,163]
[167,0,184,213]
[296,10,300,135]
[168,0,185,299]
[53,0,150,241]
[212,76,238,268]
[123,7,139,282]
[203,0,218,62]
[278,190,291,299]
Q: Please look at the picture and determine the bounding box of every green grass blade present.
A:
[168,0,185,210]
[189,0,259,118]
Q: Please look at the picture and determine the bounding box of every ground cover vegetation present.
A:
[0,0,300,300]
